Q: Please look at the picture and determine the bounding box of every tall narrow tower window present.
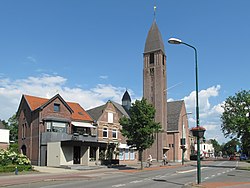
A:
[150,68,154,76]
[162,55,165,65]
[150,53,154,64]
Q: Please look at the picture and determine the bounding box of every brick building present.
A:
[87,90,137,165]
[143,19,190,162]
[17,94,105,166]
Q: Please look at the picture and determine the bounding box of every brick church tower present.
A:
[143,19,168,161]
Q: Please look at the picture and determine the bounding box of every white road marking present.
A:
[112,184,126,187]
[130,180,143,184]
[177,167,207,174]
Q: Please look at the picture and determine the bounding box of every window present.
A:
[103,127,108,138]
[204,145,206,150]
[125,149,129,160]
[162,55,165,65]
[46,121,67,133]
[52,122,66,133]
[54,103,60,112]
[150,53,154,64]
[130,149,135,160]
[112,129,117,139]
[22,123,26,139]
[150,68,154,76]
[119,149,124,160]
[46,122,52,132]
[108,112,113,123]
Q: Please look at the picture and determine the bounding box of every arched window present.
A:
[21,145,27,155]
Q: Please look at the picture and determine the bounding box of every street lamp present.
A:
[168,37,202,184]
[181,112,192,165]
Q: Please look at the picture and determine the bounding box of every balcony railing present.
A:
[41,132,97,144]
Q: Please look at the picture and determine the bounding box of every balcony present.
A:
[41,132,97,145]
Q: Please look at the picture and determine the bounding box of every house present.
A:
[87,90,137,165]
[195,139,215,158]
[17,94,105,166]
[0,121,9,150]
[167,101,191,162]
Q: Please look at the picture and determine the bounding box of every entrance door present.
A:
[73,146,81,164]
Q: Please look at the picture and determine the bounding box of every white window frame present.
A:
[112,129,117,139]
[103,127,108,138]
[108,112,113,123]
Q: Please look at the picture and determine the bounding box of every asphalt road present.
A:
[4,161,248,188]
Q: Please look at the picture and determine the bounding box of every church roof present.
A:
[144,20,165,54]
[122,90,131,102]
[167,100,184,131]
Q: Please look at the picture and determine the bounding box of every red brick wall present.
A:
[18,97,72,165]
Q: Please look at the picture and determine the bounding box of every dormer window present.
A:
[54,103,60,112]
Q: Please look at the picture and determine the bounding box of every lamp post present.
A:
[181,112,192,165]
[168,38,202,184]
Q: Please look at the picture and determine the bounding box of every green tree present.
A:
[221,138,240,156]
[1,120,8,128]
[7,113,18,143]
[210,139,222,157]
[221,90,250,155]
[119,98,161,170]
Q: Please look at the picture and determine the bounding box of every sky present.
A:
[0,0,249,144]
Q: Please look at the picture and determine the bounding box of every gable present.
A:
[17,94,92,122]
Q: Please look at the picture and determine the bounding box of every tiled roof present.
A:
[167,100,184,131]
[87,104,106,121]
[67,102,92,121]
[23,94,92,122]
[87,101,129,121]
[112,101,130,118]
[24,95,47,111]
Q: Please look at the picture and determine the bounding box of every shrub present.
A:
[0,149,31,166]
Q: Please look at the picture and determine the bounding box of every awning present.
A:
[72,121,95,128]
[118,143,130,149]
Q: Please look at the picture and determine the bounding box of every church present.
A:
[142,18,190,162]
[16,12,191,167]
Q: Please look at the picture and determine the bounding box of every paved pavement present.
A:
[183,161,250,188]
[0,160,249,188]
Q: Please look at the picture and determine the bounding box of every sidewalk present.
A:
[0,161,249,187]
[0,161,191,187]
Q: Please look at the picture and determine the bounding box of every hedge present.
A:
[0,164,32,173]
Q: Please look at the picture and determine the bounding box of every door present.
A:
[73,146,81,164]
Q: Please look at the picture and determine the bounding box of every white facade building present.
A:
[195,141,215,158]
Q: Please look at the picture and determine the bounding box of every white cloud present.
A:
[0,75,130,121]
[26,56,37,64]
[0,75,228,144]
[183,85,228,143]
[99,75,108,80]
